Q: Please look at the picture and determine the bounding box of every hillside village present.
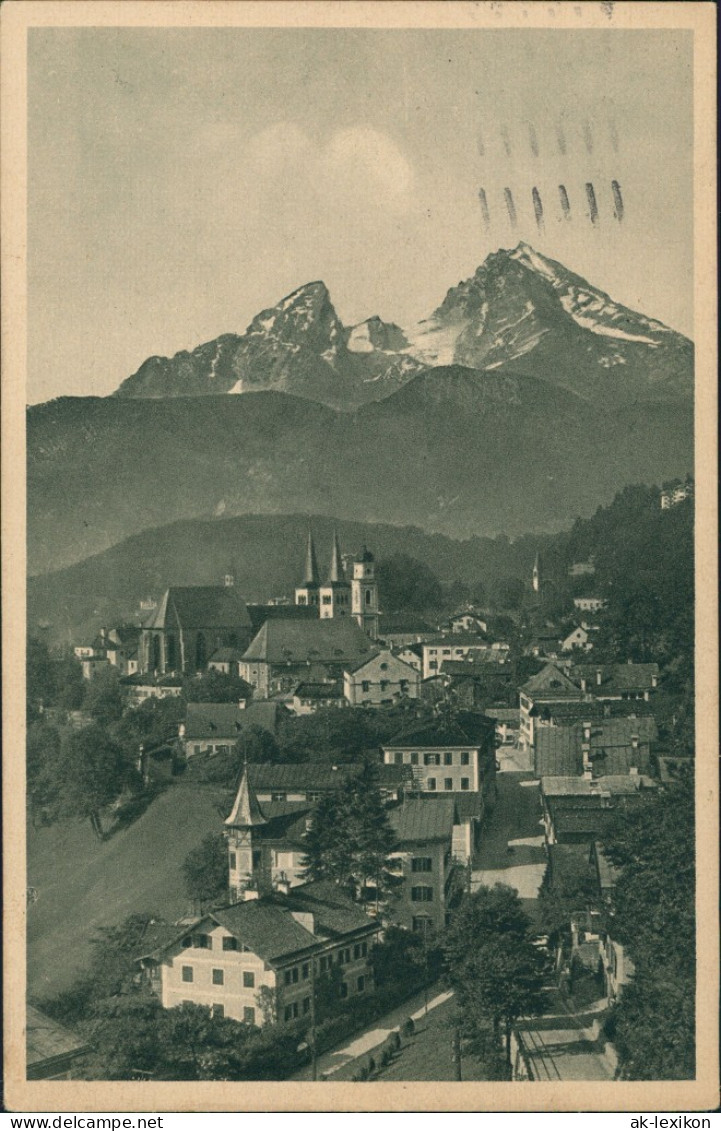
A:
[26,482,695,1082]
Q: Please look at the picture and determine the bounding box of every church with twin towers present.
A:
[294,530,380,641]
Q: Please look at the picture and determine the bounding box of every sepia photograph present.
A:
[2,0,717,1114]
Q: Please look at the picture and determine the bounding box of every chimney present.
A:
[582,722,592,743]
[595,669,603,686]
[291,910,315,935]
[242,888,259,902]
[580,678,587,692]
[100,627,107,640]
[631,734,639,749]
[275,877,291,895]
[651,673,658,688]
[629,766,639,776]
[224,574,235,587]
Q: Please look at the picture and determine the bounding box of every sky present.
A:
[28,27,693,403]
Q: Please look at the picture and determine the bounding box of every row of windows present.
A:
[283,976,368,1020]
[426,778,470,791]
[411,857,432,872]
[181,1003,256,1024]
[283,941,369,985]
[361,680,409,693]
[388,751,471,766]
[181,966,255,987]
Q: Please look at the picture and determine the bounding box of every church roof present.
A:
[325,531,346,585]
[301,530,320,588]
[242,617,376,666]
[145,587,251,632]
[225,764,268,828]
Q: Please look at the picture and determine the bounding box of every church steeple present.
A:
[532,552,541,593]
[295,529,321,608]
[302,529,320,587]
[327,530,345,584]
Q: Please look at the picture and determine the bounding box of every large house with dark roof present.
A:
[139,880,379,1026]
[343,649,421,706]
[519,661,660,750]
[534,717,657,779]
[140,585,253,675]
[239,616,378,698]
[381,714,497,798]
[540,774,658,846]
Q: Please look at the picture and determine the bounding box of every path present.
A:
[516,990,614,1081]
[291,985,452,1080]
[472,772,546,900]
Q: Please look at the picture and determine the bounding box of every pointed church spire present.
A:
[225,759,267,828]
[302,529,320,587]
[327,530,344,583]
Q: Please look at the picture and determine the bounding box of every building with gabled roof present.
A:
[138,879,379,1026]
[381,712,496,802]
[240,616,377,698]
[534,717,657,778]
[140,585,252,675]
[343,649,420,706]
[26,1006,88,1080]
[540,773,658,845]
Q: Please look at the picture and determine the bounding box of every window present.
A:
[357,975,366,992]
[380,680,389,692]
[340,983,348,999]
[461,752,470,765]
[394,751,403,765]
[461,777,470,791]
[427,778,436,791]
[413,916,432,933]
[302,963,310,980]
[222,937,239,952]
[212,969,224,986]
[361,942,368,957]
[243,971,255,988]
[412,857,432,872]
[212,1004,224,1018]
[428,661,437,670]
[320,957,328,973]
[444,752,453,765]
[362,681,370,693]
[322,595,332,605]
[181,966,193,983]
[444,778,453,791]
[380,661,388,671]
[353,944,361,960]
[410,752,418,765]
[285,967,299,985]
[271,792,287,802]
[365,590,372,606]
[284,1003,299,1021]
[243,1007,256,1025]
[400,680,409,693]
[411,887,434,902]
[302,997,311,1015]
[193,744,201,756]
[192,933,211,950]
[297,594,307,605]
[228,852,237,871]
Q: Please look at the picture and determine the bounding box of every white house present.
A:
[343,650,420,706]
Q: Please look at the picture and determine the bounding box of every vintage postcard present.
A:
[2,0,717,1114]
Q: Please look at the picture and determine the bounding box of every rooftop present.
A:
[146,586,251,632]
[26,1006,88,1078]
[388,798,456,843]
[242,618,377,666]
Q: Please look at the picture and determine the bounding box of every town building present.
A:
[138,881,379,1026]
[140,585,253,675]
[519,662,660,750]
[343,650,421,707]
[381,714,497,804]
[386,798,460,933]
[660,478,694,509]
[573,597,606,613]
[289,681,346,715]
[178,699,285,760]
[118,672,184,707]
[534,717,657,779]
[560,626,593,652]
[445,612,488,636]
[568,559,596,578]
[377,615,435,650]
[540,774,658,846]
[420,636,510,680]
[75,625,141,679]
[239,617,377,698]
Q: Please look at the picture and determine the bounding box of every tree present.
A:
[603,774,695,1079]
[376,555,443,612]
[492,577,525,611]
[444,884,546,1075]
[27,720,62,820]
[301,765,398,905]
[53,723,129,838]
[537,852,599,942]
[183,670,253,703]
[85,667,124,726]
[183,832,228,909]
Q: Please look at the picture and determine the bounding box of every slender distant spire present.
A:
[327,530,345,583]
[302,529,320,587]
[225,760,267,828]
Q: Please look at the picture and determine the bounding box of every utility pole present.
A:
[307,959,316,1081]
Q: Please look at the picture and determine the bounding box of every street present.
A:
[472,770,546,900]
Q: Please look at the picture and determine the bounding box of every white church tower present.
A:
[351,546,379,640]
